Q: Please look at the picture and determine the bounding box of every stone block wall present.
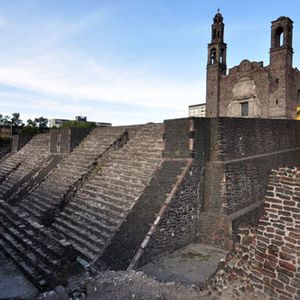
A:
[218,118,300,161]
[128,118,212,266]
[100,159,189,270]
[69,128,93,151]
[207,167,300,300]
[163,118,193,158]
[50,128,91,154]
[252,167,300,299]
[136,159,198,267]
[12,134,34,152]
[151,117,300,249]
[200,117,300,248]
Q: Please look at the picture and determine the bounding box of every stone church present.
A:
[206,12,300,118]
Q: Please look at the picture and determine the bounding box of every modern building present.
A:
[206,12,300,118]
[188,103,206,117]
[49,116,111,128]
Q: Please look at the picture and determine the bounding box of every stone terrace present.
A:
[18,126,127,224]
[51,124,164,261]
[0,133,50,198]
[0,200,77,291]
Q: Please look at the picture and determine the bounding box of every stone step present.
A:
[0,238,48,290]
[18,201,45,221]
[0,201,74,257]
[91,177,144,195]
[34,185,67,199]
[51,223,101,259]
[63,206,115,234]
[100,167,151,183]
[104,159,156,172]
[0,226,52,280]
[97,174,145,190]
[77,188,131,212]
[109,151,161,161]
[0,182,13,191]
[55,215,107,244]
[84,182,138,201]
[0,218,59,269]
[67,202,122,226]
[24,194,53,211]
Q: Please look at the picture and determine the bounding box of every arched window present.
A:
[275,27,284,47]
[212,29,216,39]
[220,48,224,64]
[210,48,217,64]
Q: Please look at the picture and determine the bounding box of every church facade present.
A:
[206,12,300,119]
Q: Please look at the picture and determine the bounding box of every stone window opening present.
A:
[220,48,224,64]
[212,29,216,39]
[276,99,279,105]
[241,102,249,117]
[210,48,217,64]
[297,90,300,103]
[275,27,284,47]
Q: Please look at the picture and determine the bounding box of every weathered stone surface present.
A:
[206,167,300,300]
[206,14,300,120]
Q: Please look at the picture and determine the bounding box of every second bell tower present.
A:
[206,10,227,117]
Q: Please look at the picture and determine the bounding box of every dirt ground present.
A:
[0,251,38,299]
[0,243,262,300]
[139,243,228,286]
[38,243,259,300]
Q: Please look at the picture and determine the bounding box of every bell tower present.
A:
[206,10,227,117]
[270,16,293,68]
[269,16,294,118]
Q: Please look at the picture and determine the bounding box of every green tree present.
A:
[0,114,11,126]
[34,117,48,129]
[26,119,37,127]
[61,120,96,129]
[11,112,23,127]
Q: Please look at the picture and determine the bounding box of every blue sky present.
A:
[0,0,299,125]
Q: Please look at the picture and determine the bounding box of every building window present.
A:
[210,48,217,64]
[275,26,284,47]
[241,102,249,117]
[297,90,300,103]
[189,108,199,116]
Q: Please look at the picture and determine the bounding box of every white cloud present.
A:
[0,7,205,125]
[0,50,205,110]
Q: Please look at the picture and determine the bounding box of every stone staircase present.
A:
[0,147,10,161]
[0,133,50,198]
[51,124,164,261]
[0,200,78,291]
[100,159,190,270]
[18,127,127,224]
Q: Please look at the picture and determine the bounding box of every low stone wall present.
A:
[206,166,300,300]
